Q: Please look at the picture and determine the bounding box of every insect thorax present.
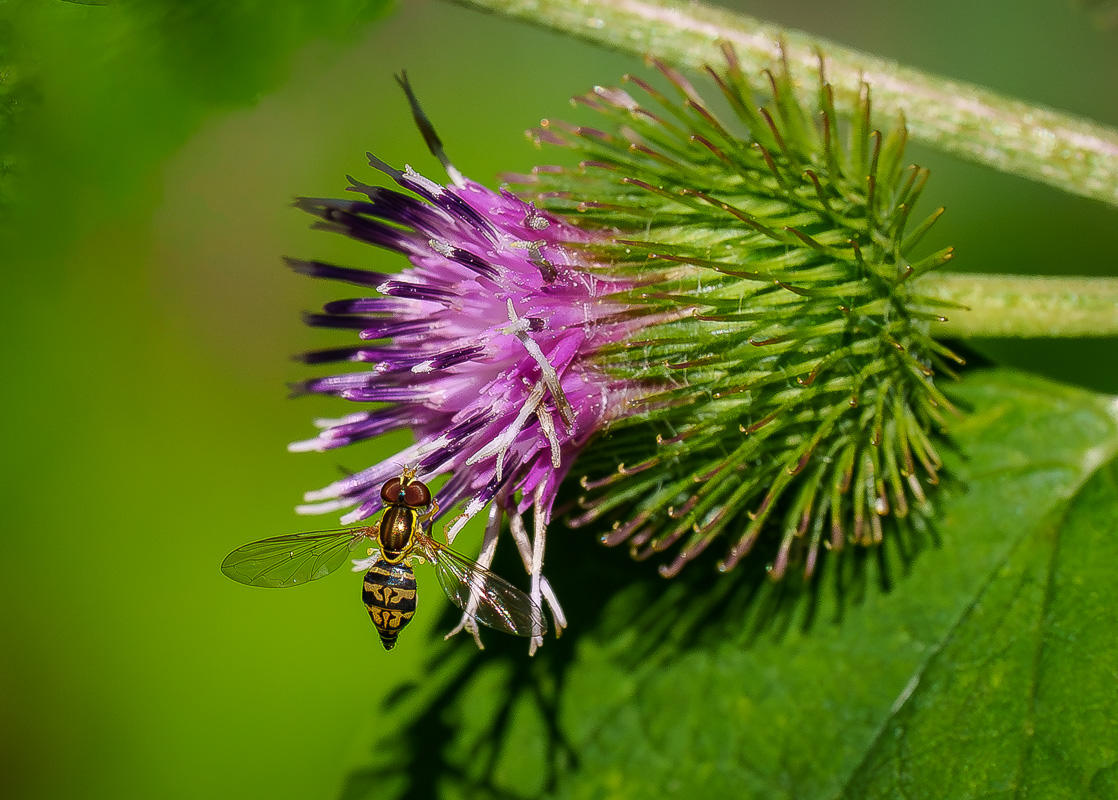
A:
[378,505,416,563]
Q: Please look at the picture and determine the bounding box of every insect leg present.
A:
[346,520,383,572]
[506,506,544,654]
[418,498,440,524]
[506,503,534,567]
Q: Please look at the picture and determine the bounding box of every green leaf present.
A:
[344,368,1118,799]
[840,446,1118,796]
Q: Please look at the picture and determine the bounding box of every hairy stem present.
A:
[921,273,1118,337]
[453,0,1118,208]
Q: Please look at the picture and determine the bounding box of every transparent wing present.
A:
[221,527,374,588]
[416,534,546,637]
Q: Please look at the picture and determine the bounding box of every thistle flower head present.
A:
[289,49,957,649]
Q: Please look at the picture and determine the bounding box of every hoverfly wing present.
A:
[221,528,372,588]
[417,535,547,637]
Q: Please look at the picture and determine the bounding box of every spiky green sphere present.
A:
[513,44,959,580]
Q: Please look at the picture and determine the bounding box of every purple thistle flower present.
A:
[288,75,642,651]
[287,51,958,650]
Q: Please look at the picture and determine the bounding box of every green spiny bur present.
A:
[512,43,960,579]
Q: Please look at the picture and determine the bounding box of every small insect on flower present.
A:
[221,469,546,650]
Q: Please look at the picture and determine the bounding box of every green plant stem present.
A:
[453,0,1118,208]
[920,273,1118,337]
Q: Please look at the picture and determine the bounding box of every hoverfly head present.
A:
[380,476,404,504]
[401,477,432,508]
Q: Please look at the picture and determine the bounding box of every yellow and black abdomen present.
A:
[362,560,417,650]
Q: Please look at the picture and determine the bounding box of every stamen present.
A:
[312,411,369,430]
[295,498,359,515]
[536,405,563,469]
[509,239,558,282]
[287,439,326,454]
[529,484,549,654]
[466,382,546,480]
[401,164,445,198]
[375,279,457,302]
[507,491,566,653]
[501,300,577,430]
[409,344,484,373]
[524,203,551,230]
[428,239,499,278]
[444,495,504,649]
[444,496,489,543]
[540,581,567,632]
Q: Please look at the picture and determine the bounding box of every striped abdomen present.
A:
[362,560,417,650]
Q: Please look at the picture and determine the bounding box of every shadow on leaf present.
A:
[338,497,939,800]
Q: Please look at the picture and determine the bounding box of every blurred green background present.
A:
[3,1,1117,799]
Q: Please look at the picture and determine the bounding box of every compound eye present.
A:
[403,480,431,508]
[380,477,403,504]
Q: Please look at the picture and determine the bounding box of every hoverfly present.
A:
[221,470,546,650]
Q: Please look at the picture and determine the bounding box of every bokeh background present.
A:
[3,1,1117,798]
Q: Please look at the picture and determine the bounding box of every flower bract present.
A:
[514,45,958,580]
